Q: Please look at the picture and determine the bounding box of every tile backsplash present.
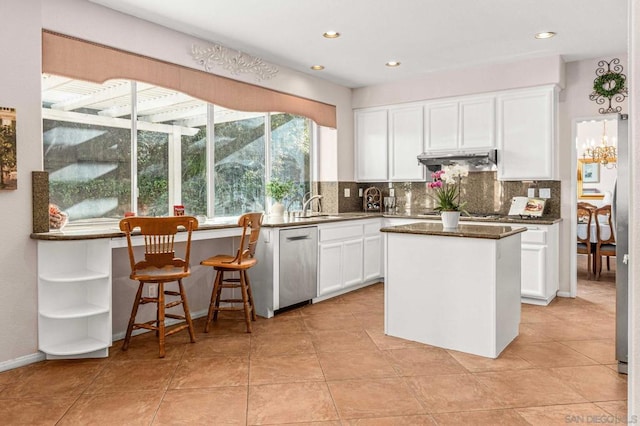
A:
[318,172,561,218]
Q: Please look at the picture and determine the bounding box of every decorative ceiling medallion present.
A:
[589,58,627,114]
[191,43,279,81]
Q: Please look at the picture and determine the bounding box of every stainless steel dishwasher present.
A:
[278,226,318,311]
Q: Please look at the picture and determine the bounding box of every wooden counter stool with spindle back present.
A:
[201,212,263,333]
[119,216,198,358]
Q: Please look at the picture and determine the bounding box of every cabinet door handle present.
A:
[286,235,311,241]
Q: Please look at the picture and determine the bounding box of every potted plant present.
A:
[427,164,468,229]
[266,179,294,217]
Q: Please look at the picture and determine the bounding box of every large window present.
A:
[42,76,312,222]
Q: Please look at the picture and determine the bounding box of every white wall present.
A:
[352,55,565,109]
[0,0,43,369]
[559,55,628,296]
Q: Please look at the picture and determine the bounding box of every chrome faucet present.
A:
[302,193,323,217]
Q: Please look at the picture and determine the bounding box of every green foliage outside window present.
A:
[43,77,311,221]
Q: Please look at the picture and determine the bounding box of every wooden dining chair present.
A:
[576,205,593,279]
[594,205,616,280]
[200,212,263,333]
[577,201,598,210]
[119,216,198,357]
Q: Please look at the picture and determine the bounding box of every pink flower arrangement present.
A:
[427,165,468,212]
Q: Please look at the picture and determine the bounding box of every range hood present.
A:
[417,149,498,172]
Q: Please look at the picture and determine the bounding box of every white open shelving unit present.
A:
[37,239,112,359]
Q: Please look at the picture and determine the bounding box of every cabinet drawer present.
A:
[364,221,382,235]
[522,228,547,245]
[320,224,363,242]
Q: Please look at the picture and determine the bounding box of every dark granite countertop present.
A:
[30,221,241,241]
[382,213,562,225]
[261,212,379,227]
[380,222,527,239]
[30,211,560,241]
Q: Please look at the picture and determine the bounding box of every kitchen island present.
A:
[381,222,526,358]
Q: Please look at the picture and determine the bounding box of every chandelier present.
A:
[583,120,617,168]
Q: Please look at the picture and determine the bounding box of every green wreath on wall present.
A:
[589,58,628,114]
[592,72,626,98]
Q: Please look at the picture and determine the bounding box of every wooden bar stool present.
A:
[119,216,198,357]
[201,212,263,333]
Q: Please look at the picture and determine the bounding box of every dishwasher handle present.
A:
[286,235,312,241]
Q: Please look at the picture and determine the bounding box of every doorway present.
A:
[572,115,618,295]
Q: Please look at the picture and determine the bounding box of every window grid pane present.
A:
[42,75,314,221]
[214,114,266,216]
[42,78,132,221]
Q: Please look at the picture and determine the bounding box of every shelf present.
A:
[39,269,109,283]
[37,239,112,360]
[40,337,110,356]
[39,303,109,319]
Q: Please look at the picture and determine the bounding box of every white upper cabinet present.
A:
[460,97,495,150]
[389,105,425,181]
[497,86,558,180]
[425,97,495,152]
[426,102,459,150]
[354,85,557,182]
[355,109,388,182]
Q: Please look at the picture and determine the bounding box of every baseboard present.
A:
[556,291,572,298]
[0,351,46,373]
[313,279,382,303]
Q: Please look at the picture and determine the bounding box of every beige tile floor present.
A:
[0,254,626,425]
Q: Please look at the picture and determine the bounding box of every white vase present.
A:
[270,202,285,217]
[441,210,460,229]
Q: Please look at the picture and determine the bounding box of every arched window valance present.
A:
[42,30,336,128]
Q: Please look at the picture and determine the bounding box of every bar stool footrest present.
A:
[165,313,186,320]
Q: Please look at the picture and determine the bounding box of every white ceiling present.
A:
[89,0,628,88]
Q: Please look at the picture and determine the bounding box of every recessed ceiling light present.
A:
[535,31,556,39]
[385,61,401,67]
[310,65,325,71]
[323,31,340,39]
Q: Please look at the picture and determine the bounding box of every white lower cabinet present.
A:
[363,235,382,281]
[363,222,383,281]
[318,219,383,298]
[342,239,364,286]
[516,224,559,305]
[318,241,345,296]
[37,239,112,359]
[521,244,547,299]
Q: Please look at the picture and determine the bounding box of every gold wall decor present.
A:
[0,107,17,190]
[577,158,613,200]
